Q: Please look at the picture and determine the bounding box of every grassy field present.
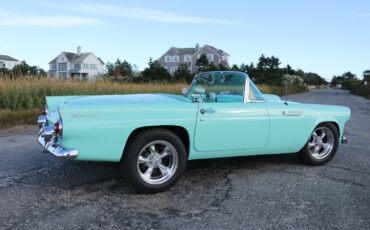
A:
[0,78,307,127]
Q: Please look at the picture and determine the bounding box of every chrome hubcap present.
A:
[308,127,334,160]
[137,140,178,185]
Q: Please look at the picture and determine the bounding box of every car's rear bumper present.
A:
[342,136,348,144]
[37,120,78,159]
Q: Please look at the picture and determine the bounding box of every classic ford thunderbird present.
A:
[37,71,350,193]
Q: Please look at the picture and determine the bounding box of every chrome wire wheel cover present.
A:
[308,127,334,160]
[136,140,178,185]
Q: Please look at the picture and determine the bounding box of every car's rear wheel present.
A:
[298,123,339,166]
[122,128,187,193]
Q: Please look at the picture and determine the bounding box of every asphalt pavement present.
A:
[0,89,369,229]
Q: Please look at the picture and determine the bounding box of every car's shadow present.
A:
[20,153,301,194]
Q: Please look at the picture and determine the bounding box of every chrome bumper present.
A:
[342,136,348,144]
[37,125,78,159]
[37,115,47,128]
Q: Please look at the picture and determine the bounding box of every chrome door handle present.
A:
[200,108,215,114]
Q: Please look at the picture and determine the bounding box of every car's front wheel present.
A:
[298,123,339,166]
[122,128,187,193]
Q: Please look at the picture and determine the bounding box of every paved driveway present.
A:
[0,89,369,229]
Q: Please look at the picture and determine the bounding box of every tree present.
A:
[301,72,327,85]
[331,71,358,89]
[217,63,229,71]
[141,58,171,82]
[106,58,134,81]
[230,64,241,71]
[7,61,45,79]
[253,54,282,84]
[174,64,193,82]
[196,54,209,72]
[256,54,280,70]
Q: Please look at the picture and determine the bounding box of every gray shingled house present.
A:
[48,46,104,80]
[157,44,229,75]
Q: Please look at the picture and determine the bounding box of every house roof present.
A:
[98,57,105,64]
[175,47,196,55]
[158,44,229,61]
[206,45,230,56]
[0,55,19,61]
[73,53,92,63]
[48,57,57,64]
[49,52,104,64]
[178,44,229,57]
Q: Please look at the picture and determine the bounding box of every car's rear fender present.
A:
[45,96,87,113]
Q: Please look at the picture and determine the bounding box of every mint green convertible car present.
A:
[37,71,350,193]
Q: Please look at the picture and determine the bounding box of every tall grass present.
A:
[0,78,188,112]
[258,84,308,96]
[0,78,306,127]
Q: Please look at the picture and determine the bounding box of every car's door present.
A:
[194,102,269,152]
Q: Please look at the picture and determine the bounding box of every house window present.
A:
[85,64,96,70]
[184,55,192,62]
[58,63,67,71]
[207,53,214,61]
[165,55,171,63]
[73,63,80,69]
[172,55,179,62]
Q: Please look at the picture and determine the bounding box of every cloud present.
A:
[350,13,370,18]
[48,2,238,25]
[0,9,99,27]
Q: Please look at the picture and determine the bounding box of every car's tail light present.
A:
[54,121,61,136]
[42,106,48,115]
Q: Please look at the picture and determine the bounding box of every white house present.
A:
[0,55,21,70]
[48,47,104,80]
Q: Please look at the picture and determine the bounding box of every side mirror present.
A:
[181,87,188,95]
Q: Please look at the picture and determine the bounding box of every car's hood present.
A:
[62,94,191,107]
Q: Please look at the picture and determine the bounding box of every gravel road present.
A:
[0,89,369,229]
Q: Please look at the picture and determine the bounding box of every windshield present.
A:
[187,72,245,103]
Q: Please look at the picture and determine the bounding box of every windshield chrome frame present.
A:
[243,75,250,103]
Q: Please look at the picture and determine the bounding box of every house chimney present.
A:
[195,43,200,51]
[77,46,82,55]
